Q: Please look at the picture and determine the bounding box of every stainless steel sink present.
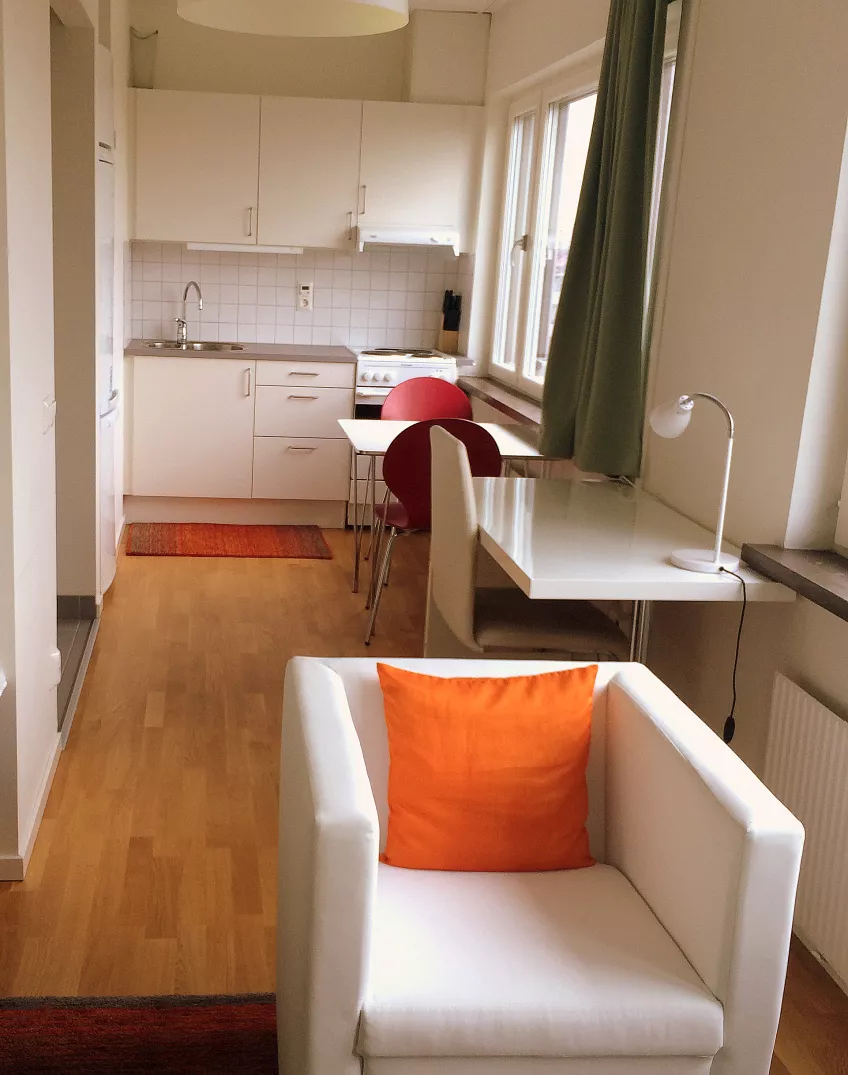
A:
[145,341,244,351]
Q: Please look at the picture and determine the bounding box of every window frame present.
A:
[487,6,681,401]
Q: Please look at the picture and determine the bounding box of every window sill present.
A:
[458,376,542,429]
[741,545,848,624]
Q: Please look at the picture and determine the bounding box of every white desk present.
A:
[426,477,795,660]
[338,419,550,594]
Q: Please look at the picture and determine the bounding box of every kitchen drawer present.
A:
[254,385,352,438]
[256,360,355,389]
[253,437,350,501]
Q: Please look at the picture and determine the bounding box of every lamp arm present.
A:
[686,393,735,438]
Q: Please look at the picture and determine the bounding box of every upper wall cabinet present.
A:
[358,102,484,239]
[132,91,483,251]
[258,97,363,249]
[134,90,261,244]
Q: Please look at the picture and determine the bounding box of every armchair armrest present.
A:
[604,665,804,1075]
[278,657,380,1075]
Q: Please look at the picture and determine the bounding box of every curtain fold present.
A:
[539,0,670,477]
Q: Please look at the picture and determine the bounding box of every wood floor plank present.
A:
[0,529,846,1074]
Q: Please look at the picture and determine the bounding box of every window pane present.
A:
[644,60,676,330]
[492,110,536,372]
[523,92,596,385]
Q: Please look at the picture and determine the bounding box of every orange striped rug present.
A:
[125,523,332,559]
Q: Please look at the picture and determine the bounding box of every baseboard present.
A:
[15,730,62,880]
[0,854,24,882]
[60,616,99,747]
[124,496,346,528]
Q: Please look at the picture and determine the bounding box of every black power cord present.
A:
[719,567,748,743]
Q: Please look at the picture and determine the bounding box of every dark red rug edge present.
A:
[0,992,275,1010]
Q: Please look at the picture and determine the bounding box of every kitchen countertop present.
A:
[125,340,356,363]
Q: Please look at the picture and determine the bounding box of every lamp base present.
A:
[670,549,741,574]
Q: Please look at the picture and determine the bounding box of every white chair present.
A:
[429,425,629,658]
[277,657,805,1075]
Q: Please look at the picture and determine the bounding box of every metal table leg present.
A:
[630,600,652,663]
[363,455,377,563]
[352,450,362,593]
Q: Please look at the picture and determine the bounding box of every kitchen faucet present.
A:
[175,280,203,345]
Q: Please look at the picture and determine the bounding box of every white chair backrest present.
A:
[320,658,612,862]
[429,425,482,652]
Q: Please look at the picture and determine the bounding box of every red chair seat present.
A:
[374,500,413,531]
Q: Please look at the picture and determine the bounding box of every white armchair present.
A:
[277,658,804,1075]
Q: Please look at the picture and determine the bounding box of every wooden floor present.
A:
[0,529,846,1074]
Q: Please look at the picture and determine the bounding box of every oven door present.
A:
[354,387,390,420]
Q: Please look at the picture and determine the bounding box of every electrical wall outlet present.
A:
[298,282,313,311]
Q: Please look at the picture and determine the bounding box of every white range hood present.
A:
[355,225,460,256]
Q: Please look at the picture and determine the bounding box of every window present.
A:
[489,48,678,398]
[491,104,537,374]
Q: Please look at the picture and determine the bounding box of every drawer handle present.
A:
[288,371,319,377]
[288,394,319,400]
[286,446,317,452]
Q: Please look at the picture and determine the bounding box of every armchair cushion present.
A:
[360,862,723,1060]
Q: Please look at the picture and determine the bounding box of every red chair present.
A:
[365,419,501,644]
[380,377,472,421]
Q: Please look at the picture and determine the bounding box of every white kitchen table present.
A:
[338,418,552,594]
[424,476,795,660]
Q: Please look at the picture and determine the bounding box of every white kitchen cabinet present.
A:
[253,438,351,501]
[131,357,256,498]
[358,101,484,242]
[133,89,261,244]
[254,385,351,439]
[258,97,363,249]
[256,359,354,389]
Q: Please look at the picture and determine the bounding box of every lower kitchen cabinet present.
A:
[253,438,351,501]
[131,357,256,498]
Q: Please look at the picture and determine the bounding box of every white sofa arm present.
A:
[604,666,804,1075]
[278,657,379,1075]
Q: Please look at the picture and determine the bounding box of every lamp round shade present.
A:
[649,396,694,439]
[177,0,409,36]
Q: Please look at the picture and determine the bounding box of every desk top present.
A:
[475,477,796,603]
[338,418,544,460]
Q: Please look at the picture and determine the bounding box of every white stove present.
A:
[355,348,458,403]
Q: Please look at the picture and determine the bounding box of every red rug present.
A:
[125,523,332,559]
[0,994,277,1074]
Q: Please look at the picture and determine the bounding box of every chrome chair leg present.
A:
[365,509,386,610]
[365,528,398,645]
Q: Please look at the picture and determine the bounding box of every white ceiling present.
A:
[408,1,500,12]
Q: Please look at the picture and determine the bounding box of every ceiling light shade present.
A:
[177,0,409,37]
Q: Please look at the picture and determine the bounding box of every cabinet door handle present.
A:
[244,367,252,396]
[246,206,254,237]
[287,445,317,452]
[348,210,354,241]
[359,184,367,216]
[288,394,319,400]
[288,371,319,377]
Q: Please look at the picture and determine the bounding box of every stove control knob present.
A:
[362,370,374,382]
[382,371,393,383]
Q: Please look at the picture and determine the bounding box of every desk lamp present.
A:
[648,393,740,573]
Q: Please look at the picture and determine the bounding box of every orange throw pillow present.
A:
[376,664,598,872]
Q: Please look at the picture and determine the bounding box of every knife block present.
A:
[438,321,459,354]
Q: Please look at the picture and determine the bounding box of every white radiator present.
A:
[764,673,848,988]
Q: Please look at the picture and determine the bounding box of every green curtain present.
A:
[539,0,670,477]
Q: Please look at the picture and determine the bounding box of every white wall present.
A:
[0,0,60,876]
[404,11,489,106]
[129,0,408,101]
[486,0,607,97]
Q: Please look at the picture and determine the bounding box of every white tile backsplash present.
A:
[128,242,469,351]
